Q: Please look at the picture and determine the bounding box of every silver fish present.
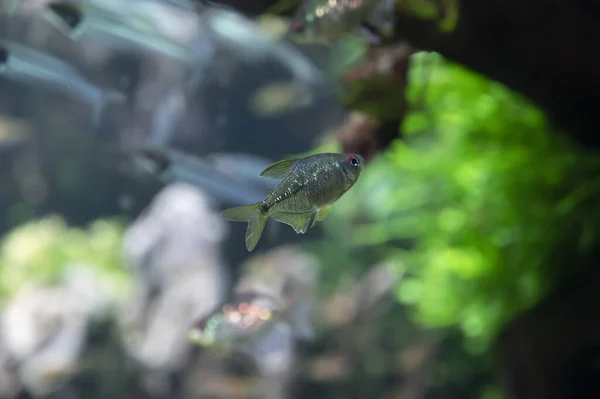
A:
[205,152,280,189]
[43,0,199,63]
[286,0,391,44]
[129,147,286,246]
[131,147,278,206]
[188,290,314,355]
[0,40,126,126]
[200,7,326,86]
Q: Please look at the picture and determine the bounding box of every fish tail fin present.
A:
[221,204,268,252]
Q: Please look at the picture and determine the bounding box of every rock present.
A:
[120,182,228,395]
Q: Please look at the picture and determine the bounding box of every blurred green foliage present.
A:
[316,52,600,352]
[0,215,129,300]
[394,0,460,32]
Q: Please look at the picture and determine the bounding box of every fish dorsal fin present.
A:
[259,158,299,179]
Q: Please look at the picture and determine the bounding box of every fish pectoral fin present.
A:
[259,158,300,179]
[271,211,312,234]
[311,204,333,227]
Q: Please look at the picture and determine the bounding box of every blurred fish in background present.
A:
[43,0,203,64]
[199,5,326,86]
[124,146,290,248]
[0,39,127,127]
[128,147,279,206]
[285,0,395,45]
[188,246,319,398]
[188,292,291,355]
[189,247,319,355]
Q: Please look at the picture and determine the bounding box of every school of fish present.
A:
[1,0,376,127]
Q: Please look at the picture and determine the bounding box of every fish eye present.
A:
[347,155,360,167]
[290,21,305,32]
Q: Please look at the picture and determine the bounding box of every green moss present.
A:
[0,215,130,300]
[395,0,460,32]
[314,52,600,351]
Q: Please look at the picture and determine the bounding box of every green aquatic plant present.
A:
[316,52,600,351]
[0,215,130,300]
[395,0,460,32]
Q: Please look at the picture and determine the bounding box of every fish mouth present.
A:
[341,164,354,184]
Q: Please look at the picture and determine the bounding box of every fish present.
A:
[129,147,279,205]
[285,0,390,45]
[43,0,199,63]
[204,152,280,189]
[127,147,287,247]
[188,291,314,355]
[188,292,284,353]
[199,7,326,86]
[0,40,126,126]
[221,152,365,251]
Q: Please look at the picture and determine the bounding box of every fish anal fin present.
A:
[259,158,299,179]
[245,211,268,252]
[311,204,333,227]
[271,211,312,234]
